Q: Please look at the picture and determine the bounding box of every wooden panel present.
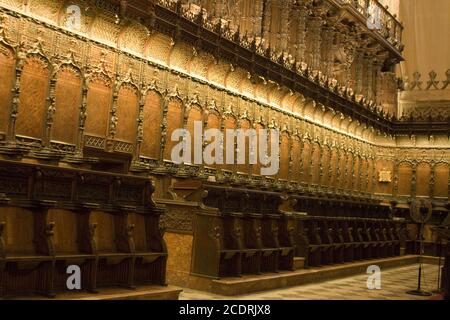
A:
[186,107,203,165]
[1,207,35,255]
[163,100,183,161]
[360,158,368,191]
[0,45,14,134]
[301,141,311,183]
[52,69,81,144]
[237,119,251,174]
[253,123,264,176]
[222,116,236,172]
[320,147,330,186]
[116,85,138,143]
[397,162,413,196]
[416,163,431,197]
[91,211,116,253]
[141,91,162,158]
[329,148,338,187]
[278,133,290,180]
[85,79,111,137]
[205,112,221,169]
[367,159,374,193]
[353,156,360,191]
[49,209,78,254]
[130,212,147,252]
[291,138,301,182]
[311,143,320,185]
[345,153,354,189]
[16,58,49,139]
[434,163,449,198]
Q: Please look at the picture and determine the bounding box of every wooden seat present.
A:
[0,161,167,298]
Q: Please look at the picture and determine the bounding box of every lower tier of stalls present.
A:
[162,180,412,283]
[0,159,167,299]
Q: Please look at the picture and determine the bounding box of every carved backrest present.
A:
[308,220,322,245]
[50,209,79,255]
[334,221,345,243]
[91,210,117,254]
[343,220,354,242]
[319,220,333,244]
[1,207,36,256]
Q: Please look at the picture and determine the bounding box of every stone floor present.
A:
[179,263,442,300]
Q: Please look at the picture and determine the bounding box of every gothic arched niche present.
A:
[29,0,64,22]
[145,33,173,65]
[291,136,302,183]
[140,90,163,159]
[115,84,139,144]
[278,131,290,181]
[186,104,203,164]
[0,42,14,135]
[360,157,368,192]
[16,56,50,140]
[207,61,230,87]
[329,146,339,188]
[416,162,432,197]
[320,146,331,186]
[85,76,111,139]
[311,142,321,185]
[397,162,413,196]
[205,111,221,169]
[189,52,214,80]
[367,158,375,193]
[236,118,251,175]
[434,163,449,198]
[117,21,148,55]
[222,115,237,172]
[89,14,121,47]
[301,139,312,183]
[169,42,193,73]
[52,67,82,144]
[163,98,183,161]
[253,122,265,176]
[352,155,360,191]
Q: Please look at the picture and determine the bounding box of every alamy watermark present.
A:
[367,4,382,31]
[65,5,82,31]
[66,265,81,290]
[367,265,382,290]
[171,121,280,176]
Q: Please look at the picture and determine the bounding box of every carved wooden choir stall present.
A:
[0,0,448,298]
[0,160,167,298]
[170,180,405,279]
[181,181,295,279]
[293,196,403,267]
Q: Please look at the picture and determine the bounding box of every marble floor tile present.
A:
[179,263,441,300]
